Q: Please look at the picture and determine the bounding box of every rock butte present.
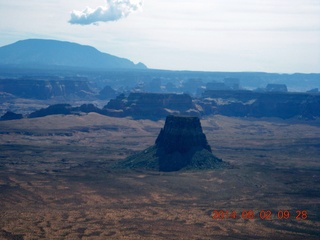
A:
[115,115,228,172]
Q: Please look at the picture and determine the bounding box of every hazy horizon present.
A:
[0,0,319,73]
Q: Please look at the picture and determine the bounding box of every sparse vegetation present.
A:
[0,114,319,239]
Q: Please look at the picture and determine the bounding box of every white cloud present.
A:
[69,0,143,25]
[0,0,319,72]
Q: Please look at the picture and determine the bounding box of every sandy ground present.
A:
[0,113,319,239]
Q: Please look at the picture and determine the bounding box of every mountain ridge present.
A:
[0,39,147,70]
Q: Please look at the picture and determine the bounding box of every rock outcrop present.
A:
[201,90,320,119]
[104,93,199,119]
[155,115,211,154]
[0,78,94,100]
[28,104,73,118]
[10,89,320,120]
[0,111,23,121]
[27,103,105,118]
[266,84,288,92]
[115,115,228,172]
[98,85,117,100]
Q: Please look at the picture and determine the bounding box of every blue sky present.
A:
[0,0,319,73]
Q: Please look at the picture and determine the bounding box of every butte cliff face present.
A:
[155,115,211,155]
[116,115,227,172]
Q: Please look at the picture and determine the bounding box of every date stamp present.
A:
[212,210,308,220]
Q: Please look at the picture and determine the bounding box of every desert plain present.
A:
[0,113,319,239]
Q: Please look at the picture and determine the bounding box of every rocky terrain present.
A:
[116,115,227,171]
[2,90,320,121]
[0,114,319,239]
[199,90,320,119]
[0,78,94,100]
[104,93,198,119]
[0,37,319,240]
[0,111,23,121]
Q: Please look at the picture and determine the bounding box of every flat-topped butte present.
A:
[115,115,229,172]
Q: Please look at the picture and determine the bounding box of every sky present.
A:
[0,0,319,73]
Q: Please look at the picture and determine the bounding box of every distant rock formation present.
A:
[9,90,320,120]
[76,104,103,114]
[201,90,320,119]
[28,104,73,118]
[0,111,23,121]
[224,78,240,90]
[206,78,240,91]
[98,85,117,100]
[266,84,288,92]
[115,115,228,172]
[27,103,105,118]
[0,39,147,70]
[0,78,94,100]
[307,88,319,93]
[104,93,199,119]
[206,82,230,91]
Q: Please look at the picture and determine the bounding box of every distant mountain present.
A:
[0,39,147,70]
